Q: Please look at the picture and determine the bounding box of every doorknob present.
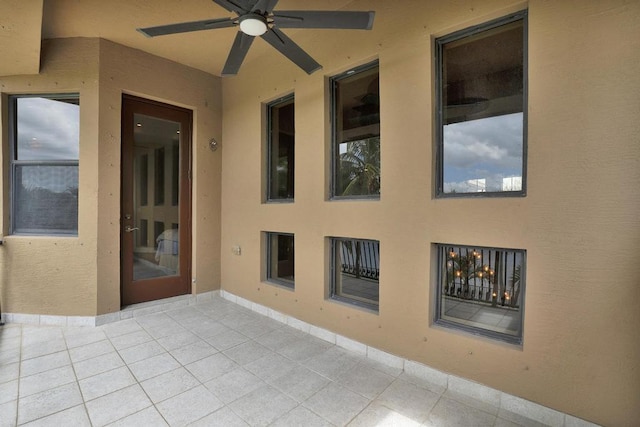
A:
[124,226,139,233]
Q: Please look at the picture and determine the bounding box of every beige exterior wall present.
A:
[220,1,640,425]
[0,38,222,316]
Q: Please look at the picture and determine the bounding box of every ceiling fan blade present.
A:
[272,11,375,30]
[138,18,235,37]
[211,0,255,14]
[261,28,321,75]
[251,0,278,13]
[222,31,255,76]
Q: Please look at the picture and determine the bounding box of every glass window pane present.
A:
[13,164,78,234]
[266,233,294,288]
[16,97,79,161]
[438,16,525,195]
[437,244,525,343]
[268,96,295,200]
[332,63,380,197]
[332,238,379,310]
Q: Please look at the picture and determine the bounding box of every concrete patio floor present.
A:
[0,295,592,426]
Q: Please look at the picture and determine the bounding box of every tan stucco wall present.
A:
[0,0,43,77]
[0,38,222,316]
[95,39,222,314]
[220,1,640,425]
[0,38,100,316]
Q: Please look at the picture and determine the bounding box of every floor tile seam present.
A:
[14,402,91,427]
[134,377,174,426]
[123,350,184,384]
[0,368,20,386]
[188,406,226,427]
[491,414,515,427]
[298,395,343,426]
[15,381,84,426]
[441,389,502,419]
[167,346,222,367]
[139,349,235,399]
[342,399,375,426]
[139,365,203,405]
[335,370,397,403]
[89,388,156,427]
[297,376,346,413]
[260,359,309,391]
[106,325,158,352]
[14,325,24,427]
[18,373,78,400]
[273,402,337,427]
[77,374,128,404]
[17,330,79,415]
[438,386,512,426]
[352,358,403,380]
[153,383,223,422]
[94,331,172,404]
[226,399,252,425]
[417,391,447,425]
[73,356,129,384]
[104,404,168,427]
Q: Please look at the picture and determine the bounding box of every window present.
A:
[267,95,294,201]
[435,244,526,344]
[10,95,80,235]
[330,61,380,198]
[266,232,295,289]
[436,11,527,196]
[330,237,379,311]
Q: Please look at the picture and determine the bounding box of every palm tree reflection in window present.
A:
[338,136,380,196]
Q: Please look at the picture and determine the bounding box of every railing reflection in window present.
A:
[340,239,379,280]
[332,238,379,311]
[437,244,525,343]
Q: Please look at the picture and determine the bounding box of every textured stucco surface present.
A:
[0,0,638,425]
[0,0,43,76]
[219,1,640,425]
[0,38,222,316]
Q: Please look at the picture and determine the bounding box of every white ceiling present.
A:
[1,0,361,77]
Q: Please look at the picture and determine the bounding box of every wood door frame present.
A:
[121,94,192,306]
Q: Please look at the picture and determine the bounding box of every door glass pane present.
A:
[132,114,181,281]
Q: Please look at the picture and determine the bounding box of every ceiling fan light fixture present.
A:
[239,14,268,36]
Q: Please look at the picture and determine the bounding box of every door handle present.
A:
[124,226,139,233]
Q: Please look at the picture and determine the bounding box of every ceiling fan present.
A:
[137,0,375,76]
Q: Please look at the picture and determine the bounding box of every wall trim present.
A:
[0,291,219,327]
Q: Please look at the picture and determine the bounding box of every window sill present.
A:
[265,199,294,204]
[329,195,380,202]
[329,295,379,314]
[433,319,523,347]
[264,279,295,291]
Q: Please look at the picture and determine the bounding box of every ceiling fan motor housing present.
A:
[239,13,268,36]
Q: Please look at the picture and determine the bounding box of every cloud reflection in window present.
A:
[16,97,79,161]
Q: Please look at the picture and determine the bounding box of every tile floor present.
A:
[1,297,553,426]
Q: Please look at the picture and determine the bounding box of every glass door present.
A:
[121,95,192,305]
